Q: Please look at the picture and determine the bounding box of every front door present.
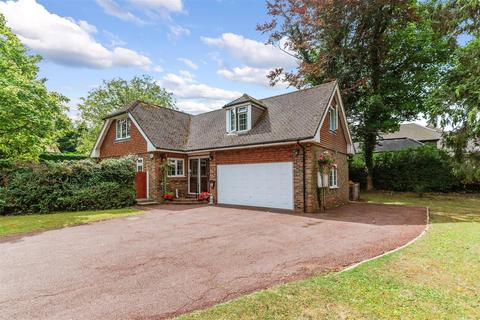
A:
[189,158,209,194]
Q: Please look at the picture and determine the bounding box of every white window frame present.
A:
[136,158,144,172]
[116,118,131,140]
[329,167,338,188]
[167,158,185,177]
[227,105,250,133]
[329,107,338,132]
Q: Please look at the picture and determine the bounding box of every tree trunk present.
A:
[363,132,377,191]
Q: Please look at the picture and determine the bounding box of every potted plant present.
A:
[197,192,210,202]
[164,191,174,201]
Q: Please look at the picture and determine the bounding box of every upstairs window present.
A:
[116,118,131,140]
[228,106,249,132]
[329,107,337,132]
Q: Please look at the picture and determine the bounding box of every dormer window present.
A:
[228,106,249,133]
[116,118,131,140]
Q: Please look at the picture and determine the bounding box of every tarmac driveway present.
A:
[0,203,427,320]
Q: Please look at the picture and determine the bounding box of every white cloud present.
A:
[168,24,190,39]
[153,65,164,73]
[178,58,198,70]
[0,0,151,69]
[201,33,297,69]
[218,66,289,87]
[127,0,183,12]
[159,71,241,113]
[97,0,144,25]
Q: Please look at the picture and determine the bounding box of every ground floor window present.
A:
[329,166,338,188]
[136,158,144,172]
[168,158,184,177]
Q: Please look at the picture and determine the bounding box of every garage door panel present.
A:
[217,162,293,210]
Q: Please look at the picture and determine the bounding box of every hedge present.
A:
[350,146,460,192]
[39,152,88,162]
[0,157,136,215]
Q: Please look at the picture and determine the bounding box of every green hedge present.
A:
[350,146,460,192]
[39,152,88,162]
[1,157,136,215]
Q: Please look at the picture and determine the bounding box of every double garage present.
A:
[216,162,294,210]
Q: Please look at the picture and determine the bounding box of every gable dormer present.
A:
[223,94,267,134]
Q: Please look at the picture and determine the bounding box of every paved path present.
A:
[0,203,427,319]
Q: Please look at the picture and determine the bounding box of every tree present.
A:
[56,119,87,153]
[77,75,176,154]
[258,0,451,189]
[427,1,479,157]
[0,14,68,161]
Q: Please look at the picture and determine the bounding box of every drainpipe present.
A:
[296,141,306,213]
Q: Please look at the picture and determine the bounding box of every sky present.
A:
[0,0,298,120]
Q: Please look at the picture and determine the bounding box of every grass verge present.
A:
[179,192,480,319]
[0,208,143,237]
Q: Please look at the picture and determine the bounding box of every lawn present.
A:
[180,192,480,319]
[0,208,143,237]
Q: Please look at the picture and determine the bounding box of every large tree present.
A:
[77,75,176,154]
[258,0,451,189]
[0,14,68,161]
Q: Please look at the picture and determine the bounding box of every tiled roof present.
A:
[104,81,337,152]
[381,123,442,142]
[375,138,424,152]
[223,93,267,109]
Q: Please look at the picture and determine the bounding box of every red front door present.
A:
[135,172,147,199]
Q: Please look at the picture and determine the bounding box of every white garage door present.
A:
[217,162,294,210]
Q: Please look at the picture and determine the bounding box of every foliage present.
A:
[39,152,88,162]
[1,157,136,215]
[0,208,142,237]
[56,120,88,153]
[316,151,333,171]
[180,192,480,319]
[77,75,176,154]
[372,146,457,192]
[258,1,452,188]
[164,191,174,201]
[0,14,69,161]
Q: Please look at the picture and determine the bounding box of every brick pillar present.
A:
[293,145,305,212]
[144,151,162,201]
[209,152,217,204]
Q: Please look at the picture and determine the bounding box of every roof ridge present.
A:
[260,80,337,101]
[137,101,193,117]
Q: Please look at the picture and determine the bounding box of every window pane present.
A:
[168,160,176,176]
[177,160,183,176]
[126,119,131,137]
[238,113,247,131]
[230,109,236,131]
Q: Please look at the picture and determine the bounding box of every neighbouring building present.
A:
[91,81,354,212]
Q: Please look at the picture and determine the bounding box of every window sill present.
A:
[167,175,186,178]
[329,129,337,134]
[115,137,131,142]
[329,186,339,189]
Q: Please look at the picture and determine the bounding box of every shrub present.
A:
[372,146,458,192]
[39,152,88,162]
[2,157,136,215]
[349,146,461,192]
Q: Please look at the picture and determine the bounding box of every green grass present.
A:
[179,192,480,319]
[0,208,143,237]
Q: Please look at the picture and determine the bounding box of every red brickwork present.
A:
[100,118,147,158]
[318,97,348,154]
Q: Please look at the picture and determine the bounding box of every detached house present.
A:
[91,81,354,212]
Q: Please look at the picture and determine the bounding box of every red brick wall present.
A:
[215,145,294,164]
[162,152,189,197]
[100,118,147,158]
[318,97,348,153]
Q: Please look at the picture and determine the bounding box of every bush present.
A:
[39,152,88,162]
[349,146,461,192]
[1,157,136,215]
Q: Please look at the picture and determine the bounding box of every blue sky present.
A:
[0,0,297,119]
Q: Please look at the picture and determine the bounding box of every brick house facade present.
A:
[92,81,354,212]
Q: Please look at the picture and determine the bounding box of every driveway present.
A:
[0,203,426,320]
